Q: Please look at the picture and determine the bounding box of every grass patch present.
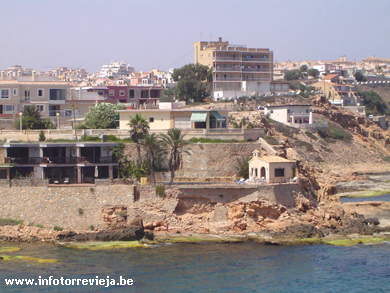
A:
[189,137,239,143]
[305,131,318,140]
[318,125,353,142]
[0,218,24,226]
[158,236,244,244]
[263,135,280,145]
[269,120,300,138]
[53,226,63,231]
[383,156,390,162]
[293,140,315,152]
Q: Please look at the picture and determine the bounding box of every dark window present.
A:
[149,117,154,122]
[275,168,285,177]
[49,89,65,100]
[129,90,134,98]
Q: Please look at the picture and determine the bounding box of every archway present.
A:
[260,167,266,179]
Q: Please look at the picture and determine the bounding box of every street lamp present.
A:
[56,112,60,130]
[19,112,23,133]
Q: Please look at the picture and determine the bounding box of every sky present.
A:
[0,0,389,73]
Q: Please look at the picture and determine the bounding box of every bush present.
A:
[53,226,63,231]
[78,208,84,215]
[305,132,318,140]
[234,156,250,179]
[39,130,46,141]
[155,184,165,198]
[317,126,352,141]
[263,135,279,145]
[89,225,95,231]
[0,218,24,226]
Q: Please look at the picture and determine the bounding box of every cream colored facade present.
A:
[248,150,296,183]
[118,109,229,131]
[194,37,273,100]
[310,80,360,106]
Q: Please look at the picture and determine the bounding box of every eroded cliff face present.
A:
[138,186,378,238]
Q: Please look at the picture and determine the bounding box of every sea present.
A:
[1,240,390,293]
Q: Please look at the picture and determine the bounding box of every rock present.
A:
[365,217,380,226]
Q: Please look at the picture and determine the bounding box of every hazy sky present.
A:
[1,0,389,73]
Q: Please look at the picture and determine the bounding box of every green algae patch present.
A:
[0,255,58,263]
[342,190,390,198]
[0,247,21,253]
[157,236,244,244]
[324,237,387,246]
[62,241,147,250]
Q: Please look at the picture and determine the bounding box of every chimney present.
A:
[32,70,36,81]
[218,37,222,43]
[17,70,21,77]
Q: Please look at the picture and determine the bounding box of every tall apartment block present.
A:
[194,37,273,100]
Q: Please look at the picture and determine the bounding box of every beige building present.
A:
[119,108,229,131]
[194,37,273,100]
[248,150,296,183]
[118,107,264,141]
[311,75,360,106]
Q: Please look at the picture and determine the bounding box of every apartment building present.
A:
[99,61,135,79]
[0,142,118,183]
[0,72,71,127]
[194,37,273,100]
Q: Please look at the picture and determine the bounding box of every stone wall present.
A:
[0,183,299,231]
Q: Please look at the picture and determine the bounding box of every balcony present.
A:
[214,77,242,81]
[78,156,117,164]
[4,157,41,165]
[242,57,270,62]
[5,156,117,165]
[213,67,242,72]
[242,77,270,82]
[242,68,271,72]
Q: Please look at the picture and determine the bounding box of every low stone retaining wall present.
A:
[0,183,300,231]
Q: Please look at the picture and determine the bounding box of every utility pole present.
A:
[69,94,78,140]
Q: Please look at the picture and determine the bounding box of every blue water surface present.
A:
[1,241,390,292]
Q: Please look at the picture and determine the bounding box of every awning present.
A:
[211,111,225,121]
[190,111,208,122]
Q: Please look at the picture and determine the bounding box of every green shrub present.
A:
[0,218,24,226]
[39,130,46,141]
[156,184,165,198]
[234,156,250,179]
[78,208,84,215]
[35,224,44,228]
[89,187,95,193]
[82,136,101,142]
[263,135,279,145]
[53,226,63,231]
[89,225,95,231]
[318,126,352,141]
[305,131,318,140]
[118,211,127,217]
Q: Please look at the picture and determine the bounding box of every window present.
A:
[1,89,10,99]
[49,89,65,100]
[275,168,285,177]
[306,109,309,113]
[129,90,135,98]
[109,90,114,96]
[4,105,14,114]
[65,109,72,117]
[119,90,125,96]
[24,90,30,100]
[37,89,44,97]
[149,117,154,123]
[287,109,291,114]
[13,89,18,96]
[35,104,45,112]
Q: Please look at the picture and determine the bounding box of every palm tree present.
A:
[127,114,149,165]
[140,133,163,185]
[160,128,190,184]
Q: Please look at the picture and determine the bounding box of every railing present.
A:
[214,77,242,81]
[5,156,116,165]
[241,57,270,62]
[4,157,41,164]
[214,67,242,72]
[242,78,270,82]
[242,68,270,72]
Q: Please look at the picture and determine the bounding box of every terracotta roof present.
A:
[322,74,339,80]
[258,156,295,163]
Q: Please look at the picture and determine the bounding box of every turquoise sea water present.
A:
[1,241,390,292]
